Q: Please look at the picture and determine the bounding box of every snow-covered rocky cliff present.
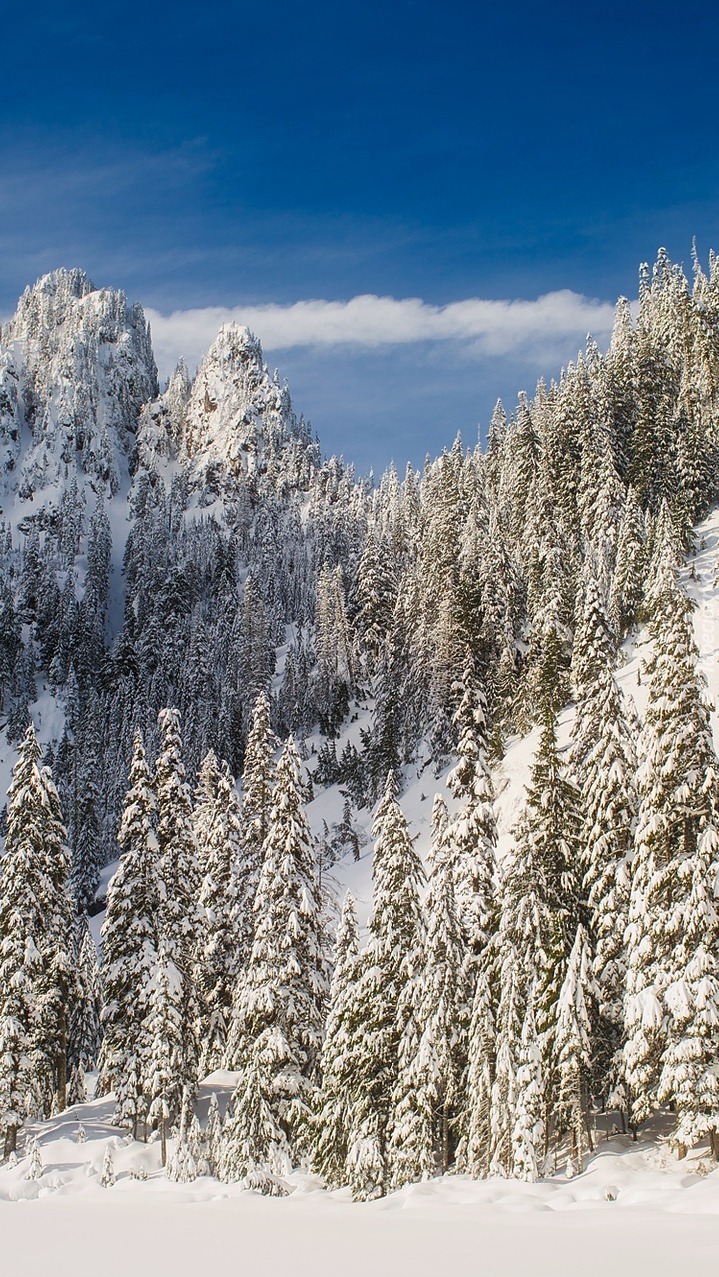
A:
[0,269,157,503]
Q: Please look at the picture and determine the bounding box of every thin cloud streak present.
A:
[145,290,617,379]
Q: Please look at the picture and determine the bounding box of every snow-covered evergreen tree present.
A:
[144,943,185,1167]
[0,725,75,1152]
[99,731,160,1133]
[554,925,595,1174]
[313,891,361,1188]
[154,708,200,1102]
[409,796,469,1175]
[657,822,719,1155]
[26,1136,42,1181]
[223,737,330,1181]
[68,912,102,1080]
[460,960,495,1177]
[240,690,279,876]
[489,943,523,1176]
[445,651,498,954]
[571,572,637,1102]
[195,760,247,1073]
[343,773,425,1198]
[625,570,719,1128]
[100,1144,116,1188]
[511,992,545,1181]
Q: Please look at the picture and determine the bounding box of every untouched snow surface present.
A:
[4,1083,719,1277]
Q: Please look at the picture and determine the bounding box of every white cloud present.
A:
[145,290,617,380]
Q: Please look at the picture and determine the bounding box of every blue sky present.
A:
[2,0,719,471]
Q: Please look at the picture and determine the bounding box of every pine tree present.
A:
[68,912,102,1079]
[155,708,200,1102]
[523,710,582,1045]
[223,738,330,1178]
[240,690,279,889]
[193,749,221,881]
[625,572,719,1128]
[343,773,425,1198]
[608,486,645,635]
[166,1090,199,1183]
[100,1144,116,1187]
[657,822,719,1155]
[0,1002,29,1160]
[99,731,160,1134]
[489,943,523,1176]
[0,725,75,1152]
[571,573,637,1103]
[219,1040,291,1191]
[144,943,185,1167]
[460,960,495,1178]
[313,892,361,1188]
[68,1062,87,1106]
[445,650,498,955]
[195,760,247,1073]
[554,925,595,1174]
[411,796,468,1175]
[26,1136,42,1181]
[511,993,545,1181]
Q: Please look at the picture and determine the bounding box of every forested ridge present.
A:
[1,247,719,1190]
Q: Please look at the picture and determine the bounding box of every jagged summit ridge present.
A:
[183,322,295,469]
[135,320,315,493]
[0,269,158,502]
[0,270,318,510]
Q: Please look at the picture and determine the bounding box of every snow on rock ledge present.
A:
[0,268,158,502]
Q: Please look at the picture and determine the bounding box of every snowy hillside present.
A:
[5,250,719,1272]
[12,515,719,1277]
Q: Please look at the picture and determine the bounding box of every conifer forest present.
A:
[4,250,719,1215]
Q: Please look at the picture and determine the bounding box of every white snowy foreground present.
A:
[2,1080,719,1277]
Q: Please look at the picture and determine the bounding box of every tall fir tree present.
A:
[222,737,330,1185]
[342,772,425,1198]
[554,924,595,1174]
[240,690,279,896]
[312,891,361,1188]
[411,795,470,1175]
[511,991,545,1181]
[99,731,160,1134]
[195,760,248,1073]
[571,572,637,1104]
[155,708,200,1103]
[445,650,498,955]
[0,725,75,1151]
[144,943,185,1167]
[625,572,719,1130]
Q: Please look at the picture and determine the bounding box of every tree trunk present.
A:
[676,1143,687,1161]
[160,1112,167,1167]
[441,1106,449,1175]
[56,1021,68,1114]
[4,1125,17,1157]
[710,1130,719,1161]
[582,1081,594,1154]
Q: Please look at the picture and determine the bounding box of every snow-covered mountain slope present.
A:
[0,268,319,868]
[310,505,719,928]
[490,506,719,862]
[82,499,719,953]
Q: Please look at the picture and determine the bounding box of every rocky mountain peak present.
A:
[0,269,158,504]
